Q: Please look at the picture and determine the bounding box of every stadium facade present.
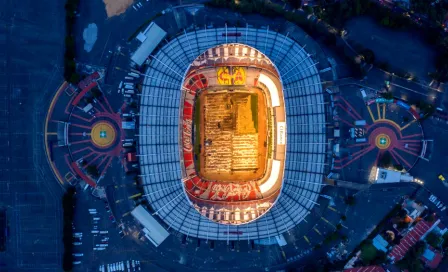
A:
[138,26,328,241]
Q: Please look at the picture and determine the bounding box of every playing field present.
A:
[197,89,267,182]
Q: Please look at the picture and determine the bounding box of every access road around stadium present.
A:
[67,28,342,272]
[65,8,369,272]
[38,3,428,272]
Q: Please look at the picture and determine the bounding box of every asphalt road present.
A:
[344,16,436,83]
[0,0,66,270]
[411,116,448,208]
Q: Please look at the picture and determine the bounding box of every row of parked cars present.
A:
[429,194,446,211]
[98,260,141,272]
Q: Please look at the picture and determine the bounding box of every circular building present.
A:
[138,26,327,241]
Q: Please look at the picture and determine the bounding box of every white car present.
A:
[441,206,446,211]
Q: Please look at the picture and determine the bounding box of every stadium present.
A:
[138,26,329,241]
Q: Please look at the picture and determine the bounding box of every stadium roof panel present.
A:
[138,26,327,240]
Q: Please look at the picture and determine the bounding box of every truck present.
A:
[354,120,366,126]
[128,72,140,78]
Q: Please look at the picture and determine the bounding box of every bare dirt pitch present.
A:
[198,88,267,182]
[102,0,134,17]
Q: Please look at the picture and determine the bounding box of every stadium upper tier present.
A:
[138,26,327,240]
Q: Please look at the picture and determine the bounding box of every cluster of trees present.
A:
[323,229,348,245]
[86,165,99,178]
[207,0,284,18]
[80,160,99,178]
[209,0,448,82]
[425,231,441,249]
[415,100,435,119]
[346,204,402,263]
[91,88,102,99]
[360,242,387,266]
[207,0,365,78]
[62,187,77,271]
[286,0,302,10]
[64,0,80,83]
[396,240,426,272]
[344,195,356,206]
[378,152,404,171]
[412,0,448,24]
[315,0,448,81]
[314,0,370,28]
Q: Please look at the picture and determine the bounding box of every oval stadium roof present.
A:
[138,26,327,241]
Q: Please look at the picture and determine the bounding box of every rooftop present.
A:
[388,220,434,262]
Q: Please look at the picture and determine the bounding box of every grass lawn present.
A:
[250,94,258,132]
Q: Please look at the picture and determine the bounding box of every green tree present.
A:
[86,165,99,178]
[396,241,426,271]
[287,0,302,9]
[360,243,377,264]
[426,231,441,248]
[91,88,102,98]
[381,92,394,100]
[379,152,393,168]
[361,49,375,64]
[344,195,356,206]
[380,16,390,26]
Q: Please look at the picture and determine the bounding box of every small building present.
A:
[122,121,135,130]
[334,129,340,138]
[131,205,170,247]
[344,266,385,272]
[375,168,413,184]
[82,103,93,113]
[421,246,442,270]
[402,199,426,222]
[127,152,137,162]
[77,71,101,90]
[130,22,167,66]
[388,220,435,262]
[432,222,448,236]
[372,234,389,253]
